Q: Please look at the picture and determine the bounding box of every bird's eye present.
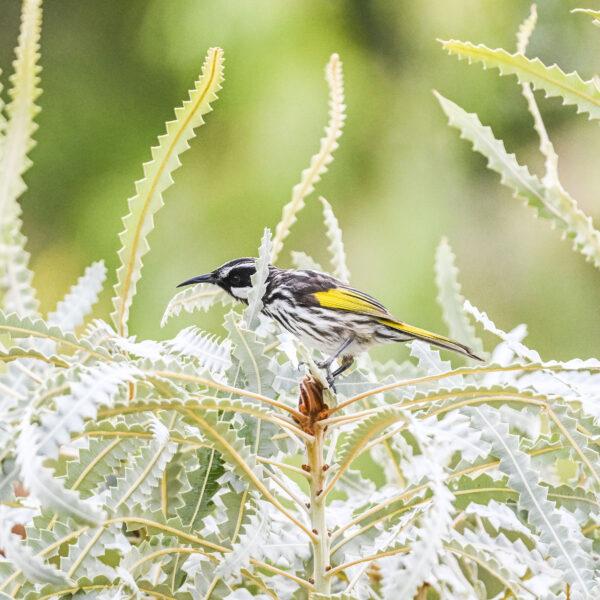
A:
[230,273,242,286]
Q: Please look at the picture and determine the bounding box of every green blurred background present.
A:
[1,0,599,361]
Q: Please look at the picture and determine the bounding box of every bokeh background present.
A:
[0,0,599,361]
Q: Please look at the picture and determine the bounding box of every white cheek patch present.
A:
[230,286,251,300]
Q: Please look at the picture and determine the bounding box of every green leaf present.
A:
[320,196,350,284]
[434,238,484,359]
[177,447,224,532]
[440,40,600,120]
[111,47,224,336]
[451,473,515,510]
[271,53,345,263]
[436,92,600,270]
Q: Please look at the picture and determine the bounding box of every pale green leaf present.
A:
[224,311,275,395]
[440,40,600,120]
[320,196,350,284]
[47,261,106,332]
[434,238,484,360]
[111,47,224,336]
[271,53,345,262]
[0,509,72,586]
[160,283,232,327]
[0,0,43,317]
[17,412,105,525]
[436,92,600,269]
[290,250,323,272]
[109,417,178,512]
[164,326,232,374]
[572,8,600,27]
[0,310,109,359]
[470,407,598,597]
[244,228,272,329]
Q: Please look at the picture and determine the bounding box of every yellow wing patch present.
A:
[314,288,452,345]
[378,318,451,344]
[313,288,387,317]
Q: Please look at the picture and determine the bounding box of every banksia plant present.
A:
[0,2,599,599]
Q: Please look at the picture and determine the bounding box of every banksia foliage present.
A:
[0,3,598,599]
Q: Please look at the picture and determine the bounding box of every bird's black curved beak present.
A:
[176,273,215,288]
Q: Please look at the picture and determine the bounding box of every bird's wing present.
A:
[312,286,392,318]
[312,286,478,357]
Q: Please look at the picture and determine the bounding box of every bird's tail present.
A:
[378,318,483,361]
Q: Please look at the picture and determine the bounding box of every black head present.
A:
[177,257,258,302]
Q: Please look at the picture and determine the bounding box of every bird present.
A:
[177,258,482,389]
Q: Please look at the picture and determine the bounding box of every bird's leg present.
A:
[316,337,354,391]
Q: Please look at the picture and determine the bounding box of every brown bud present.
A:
[322,464,329,472]
[316,489,323,496]
[312,528,319,535]
[301,464,311,473]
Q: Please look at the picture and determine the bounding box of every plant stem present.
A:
[307,425,330,594]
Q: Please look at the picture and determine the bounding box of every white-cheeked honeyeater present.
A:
[178,258,482,389]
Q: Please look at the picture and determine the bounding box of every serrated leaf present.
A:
[164,326,232,374]
[572,8,600,27]
[0,509,72,586]
[0,0,43,318]
[434,238,484,359]
[17,412,105,525]
[320,196,350,284]
[161,283,232,327]
[0,310,109,359]
[183,410,310,537]
[109,418,178,512]
[177,447,224,532]
[470,406,598,597]
[435,92,600,270]
[224,311,275,395]
[216,501,269,581]
[271,54,345,262]
[244,228,272,329]
[37,362,137,458]
[450,473,515,510]
[111,47,224,336]
[332,408,406,493]
[47,261,106,332]
[290,251,323,272]
[440,40,600,120]
[435,91,548,216]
